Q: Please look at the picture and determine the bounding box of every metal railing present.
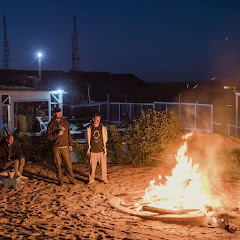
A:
[227,124,240,137]
[98,101,213,133]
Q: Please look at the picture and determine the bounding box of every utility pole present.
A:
[107,94,110,125]
[179,93,181,119]
[72,16,80,71]
[87,84,91,102]
[3,15,11,69]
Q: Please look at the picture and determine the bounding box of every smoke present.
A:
[160,131,240,209]
[171,80,236,137]
[187,132,240,208]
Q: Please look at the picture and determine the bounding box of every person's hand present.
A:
[69,146,72,151]
[103,147,107,156]
[58,130,64,136]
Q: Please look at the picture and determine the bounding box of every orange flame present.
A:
[141,132,212,212]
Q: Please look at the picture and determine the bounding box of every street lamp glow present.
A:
[37,52,43,83]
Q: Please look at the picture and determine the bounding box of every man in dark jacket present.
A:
[47,107,75,186]
[0,135,25,176]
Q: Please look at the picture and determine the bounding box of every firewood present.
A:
[217,219,230,231]
[142,205,200,215]
[109,196,206,225]
[134,198,166,206]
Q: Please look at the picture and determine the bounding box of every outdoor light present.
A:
[57,89,63,94]
[36,52,43,83]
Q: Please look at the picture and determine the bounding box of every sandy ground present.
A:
[0,162,240,240]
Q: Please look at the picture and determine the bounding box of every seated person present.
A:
[0,135,25,177]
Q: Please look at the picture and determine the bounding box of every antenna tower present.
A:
[3,15,11,69]
[72,16,80,71]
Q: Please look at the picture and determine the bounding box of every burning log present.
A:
[134,195,177,206]
[110,196,206,225]
[217,219,230,231]
[142,205,200,215]
[120,196,166,208]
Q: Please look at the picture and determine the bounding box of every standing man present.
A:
[86,113,108,184]
[0,135,25,176]
[47,107,75,186]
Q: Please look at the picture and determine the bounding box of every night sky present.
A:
[1,0,240,82]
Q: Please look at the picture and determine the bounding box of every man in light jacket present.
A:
[86,113,108,184]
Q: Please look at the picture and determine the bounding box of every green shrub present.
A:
[0,133,5,141]
[72,140,89,164]
[107,125,129,164]
[222,148,240,180]
[12,133,88,164]
[124,109,184,166]
[1,132,89,164]
[0,131,89,164]
[13,132,53,163]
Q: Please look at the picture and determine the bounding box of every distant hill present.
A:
[0,69,146,102]
[0,69,238,106]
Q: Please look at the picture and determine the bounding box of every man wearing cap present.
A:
[47,107,75,186]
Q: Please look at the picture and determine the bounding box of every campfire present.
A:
[137,132,211,213]
[110,132,230,229]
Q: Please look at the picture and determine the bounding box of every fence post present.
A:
[179,93,181,118]
[107,94,110,125]
[195,104,197,129]
[119,103,121,123]
[211,104,213,133]
[236,93,239,138]
[130,103,132,121]
[0,94,2,132]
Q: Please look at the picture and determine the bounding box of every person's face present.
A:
[7,136,14,146]
[54,111,62,119]
[93,116,101,126]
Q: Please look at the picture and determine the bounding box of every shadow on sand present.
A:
[23,169,57,184]
[23,167,93,185]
